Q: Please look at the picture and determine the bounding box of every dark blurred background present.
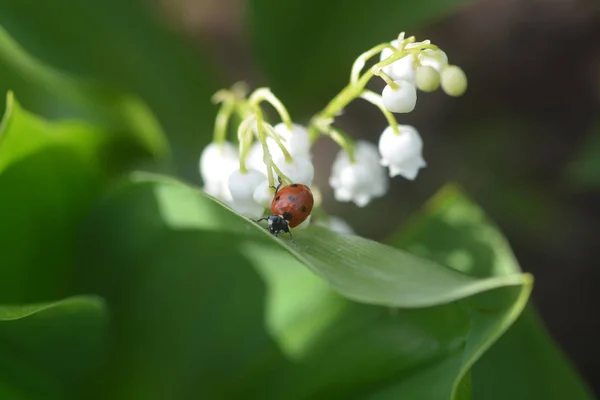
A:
[155,0,600,393]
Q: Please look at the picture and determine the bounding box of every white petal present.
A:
[253,180,275,208]
[382,80,417,113]
[334,187,353,202]
[231,200,265,219]
[354,193,372,207]
[274,154,314,186]
[228,169,266,203]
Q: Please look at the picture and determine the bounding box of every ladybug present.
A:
[254,177,314,243]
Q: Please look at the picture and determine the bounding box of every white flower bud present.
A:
[329,141,388,207]
[228,169,266,218]
[441,65,468,97]
[418,49,448,72]
[380,40,416,83]
[415,66,440,92]
[199,141,239,204]
[378,125,426,180]
[382,80,417,113]
[268,123,311,158]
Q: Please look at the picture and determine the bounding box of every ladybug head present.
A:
[267,214,291,235]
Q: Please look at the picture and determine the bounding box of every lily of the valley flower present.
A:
[329,141,388,207]
[199,141,239,204]
[268,123,311,158]
[378,125,426,180]
[382,80,417,113]
[380,40,416,84]
[228,169,266,218]
[418,49,448,72]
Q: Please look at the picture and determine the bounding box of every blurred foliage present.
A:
[0,0,594,399]
[388,185,593,399]
[0,93,164,303]
[0,0,220,181]
[566,122,600,191]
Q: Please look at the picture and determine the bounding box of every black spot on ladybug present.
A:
[283,212,293,221]
[275,196,280,201]
[301,206,307,213]
[288,195,296,202]
[291,184,299,187]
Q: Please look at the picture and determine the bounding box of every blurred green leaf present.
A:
[566,123,600,191]
[0,94,162,303]
[387,184,593,399]
[0,296,108,400]
[0,25,168,163]
[0,1,219,179]
[74,173,532,399]
[249,0,471,115]
[472,306,593,399]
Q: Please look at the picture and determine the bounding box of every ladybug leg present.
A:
[271,176,283,194]
[251,217,268,223]
[288,230,296,245]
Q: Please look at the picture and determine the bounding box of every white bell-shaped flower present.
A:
[382,80,417,113]
[246,142,268,175]
[379,40,416,83]
[418,49,448,72]
[228,168,266,218]
[199,141,239,204]
[274,153,314,186]
[253,179,275,209]
[268,123,311,158]
[378,125,426,180]
[329,141,388,207]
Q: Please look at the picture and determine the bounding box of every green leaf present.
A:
[387,184,593,399]
[74,173,533,399]
[566,122,600,191]
[0,296,108,400]
[0,25,168,163]
[0,0,220,179]
[0,94,161,303]
[249,0,471,114]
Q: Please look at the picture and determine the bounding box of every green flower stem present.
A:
[316,42,416,122]
[237,117,253,174]
[350,42,395,83]
[264,124,293,163]
[308,36,438,147]
[326,126,356,163]
[212,100,235,144]
[249,88,293,130]
[254,107,293,187]
[359,90,400,134]
[253,109,275,187]
[373,69,398,89]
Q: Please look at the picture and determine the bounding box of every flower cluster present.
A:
[199,32,467,232]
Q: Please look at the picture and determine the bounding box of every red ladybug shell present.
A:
[270,184,314,228]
